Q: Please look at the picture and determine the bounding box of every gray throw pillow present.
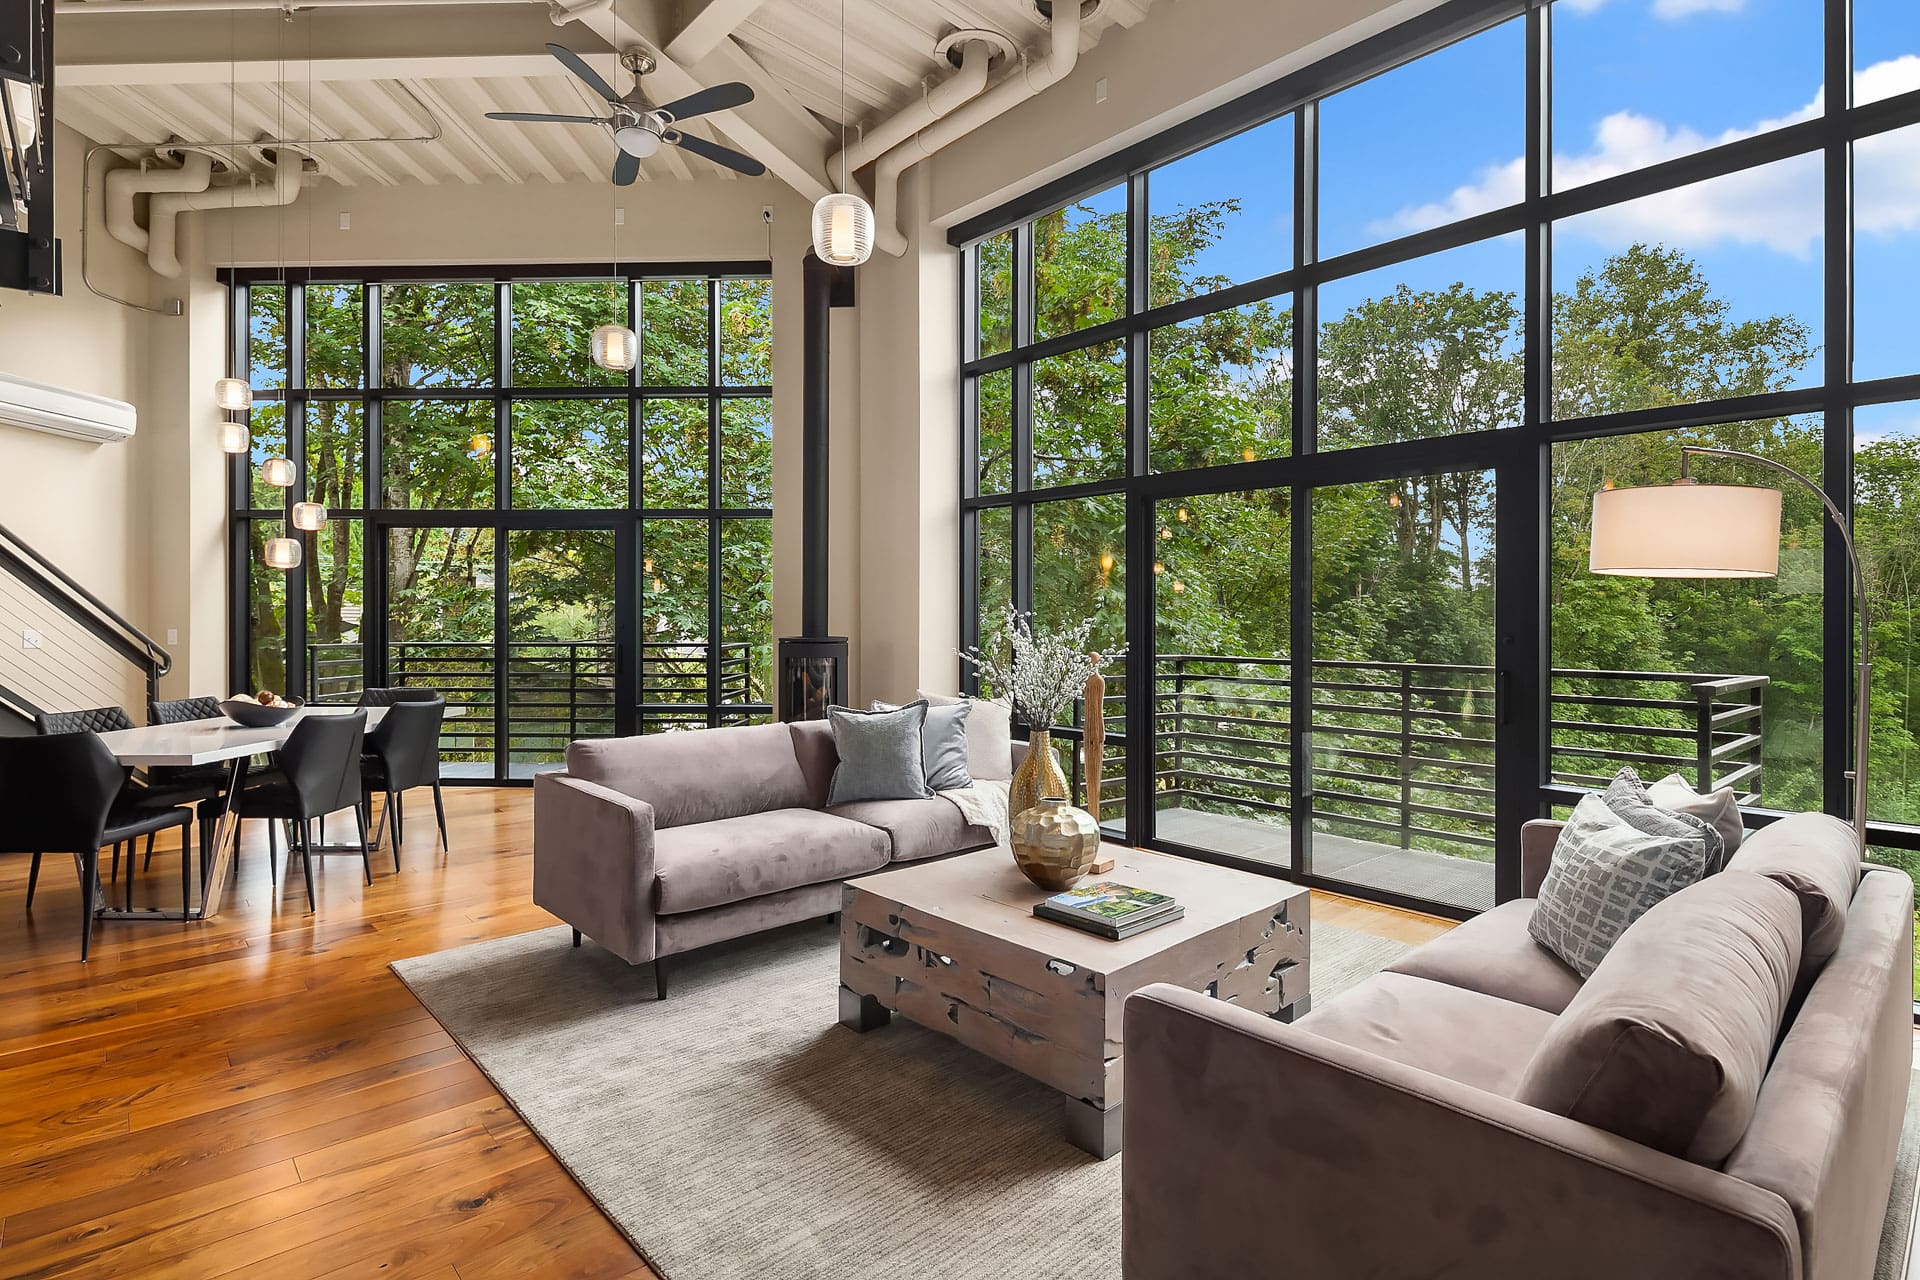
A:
[1529,792,1712,979]
[874,698,973,792]
[921,692,1014,781]
[1605,766,1724,873]
[827,702,932,805]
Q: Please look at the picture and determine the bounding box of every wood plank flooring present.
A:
[0,787,1448,1279]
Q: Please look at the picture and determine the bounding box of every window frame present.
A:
[955,0,1920,920]
[224,260,775,784]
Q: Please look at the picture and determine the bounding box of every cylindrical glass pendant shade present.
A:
[214,377,253,412]
[591,323,638,372]
[263,536,302,570]
[811,192,874,267]
[291,501,327,531]
[218,420,251,454]
[261,456,296,488]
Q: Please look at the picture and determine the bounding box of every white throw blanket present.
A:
[939,778,1012,847]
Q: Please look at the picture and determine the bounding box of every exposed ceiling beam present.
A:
[664,0,772,65]
[60,53,568,88]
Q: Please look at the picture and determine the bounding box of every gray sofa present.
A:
[532,720,1024,994]
[1122,813,1914,1280]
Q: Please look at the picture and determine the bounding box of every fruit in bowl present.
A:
[219,692,305,728]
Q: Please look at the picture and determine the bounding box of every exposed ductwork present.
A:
[147,148,305,279]
[866,0,1086,257]
[104,153,215,255]
[827,32,999,186]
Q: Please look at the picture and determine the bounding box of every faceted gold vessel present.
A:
[1009,795,1102,890]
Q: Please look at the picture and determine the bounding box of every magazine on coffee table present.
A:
[1034,881,1185,940]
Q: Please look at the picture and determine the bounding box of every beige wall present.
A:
[0,123,162,713]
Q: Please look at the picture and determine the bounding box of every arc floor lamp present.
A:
[1589,445,1871,849]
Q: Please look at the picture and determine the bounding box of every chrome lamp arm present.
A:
[1679,445,1871,847]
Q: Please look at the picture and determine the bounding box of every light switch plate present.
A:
[167,629,179,645]
[22,629,41,650]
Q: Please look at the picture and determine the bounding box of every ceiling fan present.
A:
[486,44,767,184]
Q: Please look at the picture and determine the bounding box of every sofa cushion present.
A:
[1648,772,1745,859]
[567,724,809,829]
[1529,792,1711,979]
[1385,900,1583,1015]
[1725,811,1860,972]
[922,693,1014,781]
[1515,869,1803,1165]
[827,796,995,862]
[652,808,890,915]
[1295,971,1557,1097]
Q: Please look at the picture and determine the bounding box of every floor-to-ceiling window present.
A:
[230,264,774,781]
[959,0,1920,921]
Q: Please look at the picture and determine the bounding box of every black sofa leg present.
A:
[26,851,41,910]
[654,958,667,1001]
[572,928,582,948]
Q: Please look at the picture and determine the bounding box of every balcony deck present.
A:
[1154,806,1497,912]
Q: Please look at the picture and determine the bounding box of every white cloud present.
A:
[1650,0,1746,17]
[1375,56,1920,258]
[1556,0,1747,18]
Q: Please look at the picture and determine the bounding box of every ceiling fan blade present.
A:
[670,131,767,177]
[612,150,641,186]
[654,82,755,122]
[485,111,606,124]
[546,42,622,105]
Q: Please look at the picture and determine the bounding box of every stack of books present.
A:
[1034,882,1185,940]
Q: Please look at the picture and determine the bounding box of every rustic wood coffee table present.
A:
[837,844,1310,1158]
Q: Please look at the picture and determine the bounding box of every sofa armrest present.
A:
[532,772,659,965]
[1011,738,1029,772]
[1521,817,1564,898]
[1121,984,1798,1280]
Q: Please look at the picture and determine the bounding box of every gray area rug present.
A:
[392,916,1407,1280]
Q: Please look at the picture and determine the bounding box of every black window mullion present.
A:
[707,276,723,725]
[492,283,509,780]
[1822,0,1855,823]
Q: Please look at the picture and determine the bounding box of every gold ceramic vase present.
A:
[1009,728,1070,820]
[1010,795,1102,890]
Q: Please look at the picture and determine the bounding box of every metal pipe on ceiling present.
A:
[56,0,529,13]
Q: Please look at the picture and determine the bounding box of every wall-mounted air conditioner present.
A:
[0,372,136,444]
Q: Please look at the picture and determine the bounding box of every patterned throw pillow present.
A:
[1529,792,1713,979]
[826,702,933,806]
[1605,767,1725,873]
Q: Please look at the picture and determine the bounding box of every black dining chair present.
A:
[356,686,442,708]
[0,732,195,960]
[234,711,371,911]
[359,696,448,867]
[35,705,215,887]
[146,696,232,874]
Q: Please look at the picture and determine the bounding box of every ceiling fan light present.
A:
[291,501,328,531]
[261,456,297,488]
[214,377,253,412]
[591,323,639,372]
[812,192,873,267]
[263,536,303,570]
[615,124,662,158]
[217,420,251,454]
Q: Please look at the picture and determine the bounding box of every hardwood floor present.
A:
[0,787,1449,1279]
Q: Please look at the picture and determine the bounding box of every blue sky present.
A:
[1141,0,1920,434]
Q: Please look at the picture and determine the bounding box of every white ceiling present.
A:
[52,0,1156,192]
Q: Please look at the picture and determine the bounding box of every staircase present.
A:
[0,521,171,734]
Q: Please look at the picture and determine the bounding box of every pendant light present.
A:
[811,0,874,267]
[218,419,251,454]
[591,138,638,372]
[291,500,327,531]
[263,532,303,570]
[213,14,253,426]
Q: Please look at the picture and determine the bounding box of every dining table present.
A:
[93,702,465,923]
